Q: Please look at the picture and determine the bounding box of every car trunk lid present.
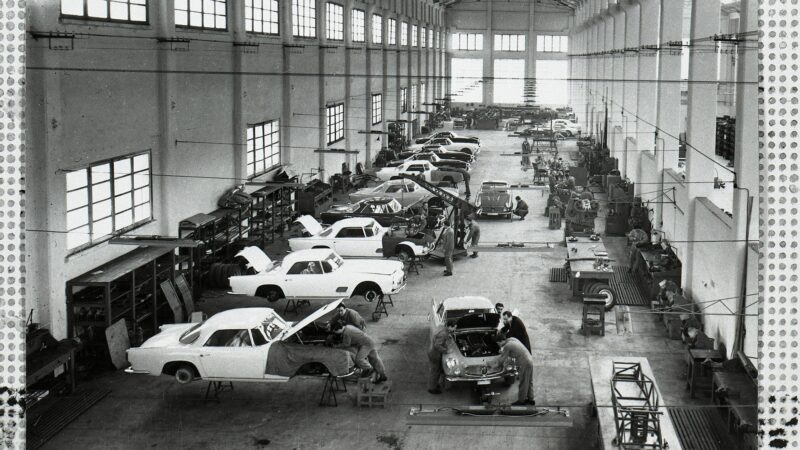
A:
[294,215,324,236]
[235,246,273,273]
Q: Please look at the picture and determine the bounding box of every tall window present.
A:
[245,0,279,35]
[175,0,226,29]
[451,58,483,103]
[535,60,569,105]
[400,21,408,46]
[428,28,433,48]
[352,9,365,42]
[411,84,418,111]
[494,34,525,52]
[437,31,442,49]
[420,84,427,108]
[372,94,383,125]
[247,120,281,178]
[326,3,344,41]
[537,35,569,53]
[451,33,484,51]
[372,14,383,44]
[411,24,418,47]
[421,27,427,47]
[387,18,397,45]
[66,152,152,251]
[326,103,345,144]
[61,0,147,22]
[292,0,316,38]
[493,59,525,104]
[401,87,408,113]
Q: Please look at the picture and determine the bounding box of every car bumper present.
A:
[481,210,511,216]
[389,278,407,294]
[124,367,151,375]
[445,369,518,383]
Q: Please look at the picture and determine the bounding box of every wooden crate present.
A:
[356,381,391,408]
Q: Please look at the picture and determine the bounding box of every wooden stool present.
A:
[548,206,562,230]
[372,294,393,321]
[581,296,606,336]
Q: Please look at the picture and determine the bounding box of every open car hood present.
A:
[235,246,273,273]
[278,299,342,341]
[456,313,500,330]
[294,215,324,236]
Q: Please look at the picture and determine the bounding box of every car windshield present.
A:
[324,253,344,271]
[262,315,287,340]
[178,322,204,344]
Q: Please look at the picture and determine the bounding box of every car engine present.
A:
[455,332,501,358]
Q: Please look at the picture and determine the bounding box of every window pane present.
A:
[115,210,133,230]
[67,207,89,230]
[92,163,111,182]
[110,1,129,20]
[115,193,133,212]
[94,216,113,237]
[94,199,113,219]
[67,226,91,250]
[62,0,84,15]
[92,181,111,201]
[87,0,108,18]
[67,188,89,209]
[115,175,132,194]
[133,153,149,171]
[130,4,147,21]
[66,169,87,191]
[134,203,152,222]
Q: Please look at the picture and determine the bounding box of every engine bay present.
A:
[454,331,501,358]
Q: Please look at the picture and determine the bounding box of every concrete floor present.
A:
[44,128,704,450]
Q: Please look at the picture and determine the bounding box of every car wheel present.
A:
[363,290,380,303]
[587,282,616,311]
[503,375,516,387]
[259,287,282,303]
[175,365,197,385]
[396,248,412,263]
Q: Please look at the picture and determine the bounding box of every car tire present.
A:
[587,282,616,311]
[503,375,517,387]
[396,248,412,263]
[256,286,284,303]
[175,364,197,385]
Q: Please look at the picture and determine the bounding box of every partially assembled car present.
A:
[475,181,513,219]
[320,197,412,227]
[126,300,355,384]
[289,216,435,261]
[429,296,518,387]
[388,152,471,172]
[229,248,406,303]
[374,160,465,186]
[348,179,458,208]
[408,137,480,157]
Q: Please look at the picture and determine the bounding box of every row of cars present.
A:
[126,129,518,389]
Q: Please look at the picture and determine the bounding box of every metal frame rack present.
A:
[610,361,665,449]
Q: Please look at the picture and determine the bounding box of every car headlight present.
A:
[506,357,517,372]
[445,357,462,375]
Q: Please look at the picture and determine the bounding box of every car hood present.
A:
[236,246,273,273]
[139,323,197,348]
[278,299,342,341]
[340,259,404,275]
[294,215,324,236]
[326,204,358,213]
[456,313,500,330]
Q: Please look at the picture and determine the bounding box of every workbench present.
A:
[711,371,757,446]
[565,236,615,299]
[589,356,683,450]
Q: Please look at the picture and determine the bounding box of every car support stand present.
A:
[319,374,348,407]
[204,381,234,404]
[372,294,394,321]
[284,298,311,316]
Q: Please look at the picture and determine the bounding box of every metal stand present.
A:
[284,298,311,316]
[372,295,394,321]
[319,374,348,407]
[204,381,234,404]
[405,256,423,275]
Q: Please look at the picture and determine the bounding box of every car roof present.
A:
[283,249,338,265]
[442,296,494,310]
[331,217,379,227]
[205,307,276,329]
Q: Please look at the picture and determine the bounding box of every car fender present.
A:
[395,240,427,255]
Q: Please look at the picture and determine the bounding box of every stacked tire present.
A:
[585,282,616,311]
[205,263,244,289]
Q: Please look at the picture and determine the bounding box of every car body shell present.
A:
[476,181,513,217]
[228,248,407,299]
[374,160,465,184]
[429,296,518,384]
[348,179,457,208]
[289,216,433,260]
[320,197,412,227]
[125,300,354,382]
[387,152,471,171]
[408,137,481,155]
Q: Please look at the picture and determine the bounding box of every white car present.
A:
[229,248,406,303]
[374,160,465,185]
[289,216,433,260]
[408,137,480,156]
[349,179,452,208]
[550,119,581,136]
[126,300,356,384]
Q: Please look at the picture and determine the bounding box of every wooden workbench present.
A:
[589,356,683,450]
[565,236,614,280]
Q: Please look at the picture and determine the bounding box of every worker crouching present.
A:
[331,323,388,383]
[495,333,536,406]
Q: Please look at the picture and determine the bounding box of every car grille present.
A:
[465,365,504,377]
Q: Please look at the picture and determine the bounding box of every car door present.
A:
[197,329,269,380]
[283,261,330,297]
[333,226,374,257]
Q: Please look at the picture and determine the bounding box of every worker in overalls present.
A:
[496,333,536,406]
[521,138,531,168]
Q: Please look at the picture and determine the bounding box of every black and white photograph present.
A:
[2,0,796,449]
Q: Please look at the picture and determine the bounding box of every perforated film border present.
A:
[0,0,27,448]
[758,2,800,449]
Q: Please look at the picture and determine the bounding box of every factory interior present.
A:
[22,0,764,449]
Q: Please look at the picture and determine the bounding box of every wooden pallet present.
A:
[356,380,391,408]
[669,407,732,450]
[610,265,650,306]
[28,389,110,449]
[549,267,568,283]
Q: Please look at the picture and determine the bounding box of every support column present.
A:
[231,0,246,182]
[483,0,494,106]
[653,0,683,228]
[611,8,626,171]
[622,2,640,182]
